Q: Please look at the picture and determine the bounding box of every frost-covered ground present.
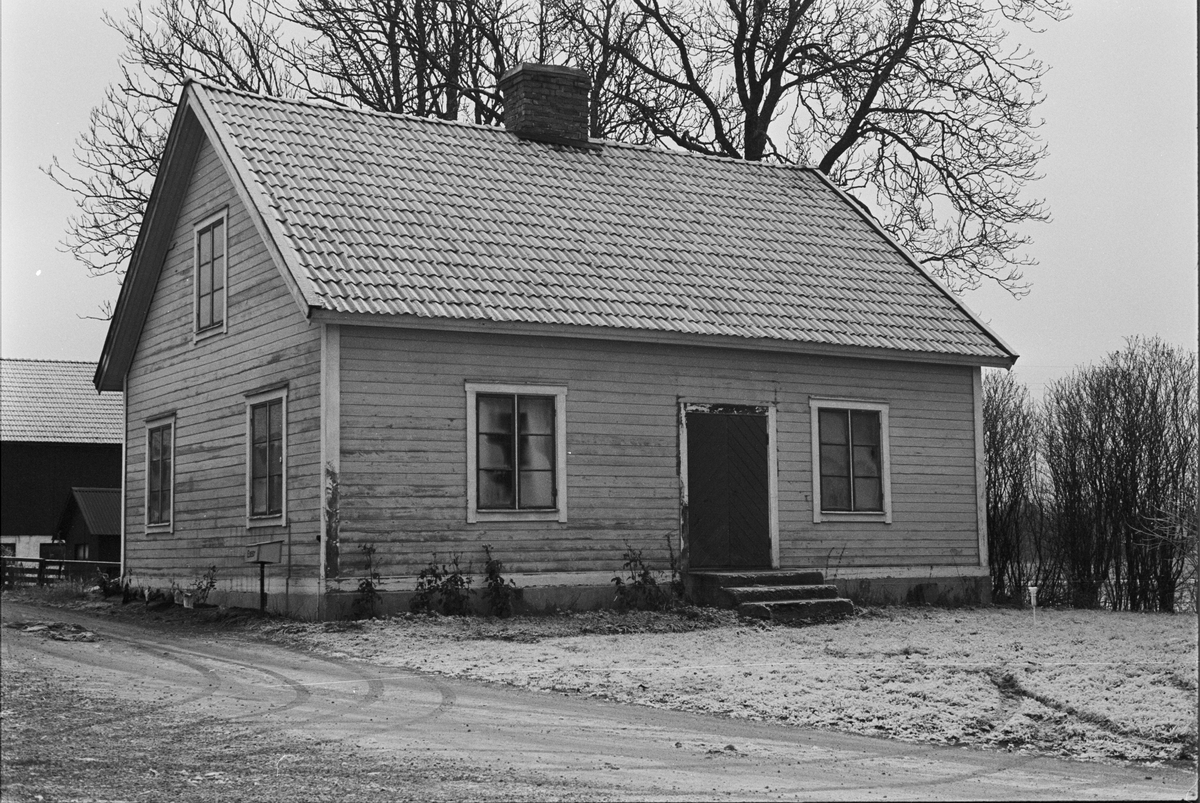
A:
[265,607,1198,766]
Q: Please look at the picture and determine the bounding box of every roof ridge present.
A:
[194,79,512,135]
[192,79,818,174]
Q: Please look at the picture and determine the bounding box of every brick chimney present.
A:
[499,63,592,147]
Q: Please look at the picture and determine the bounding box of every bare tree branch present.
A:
[51,0,1070,305]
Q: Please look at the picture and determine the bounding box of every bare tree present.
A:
[48,0,568,284]
[286,0,527,122]
[54,0,1067,297]
[46,0,295,279]
[568,0,1069,292]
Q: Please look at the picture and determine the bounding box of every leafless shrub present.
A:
[984,370,1043,603]
[1038,337,1196,611]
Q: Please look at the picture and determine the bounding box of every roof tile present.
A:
[200,85,1009,360]
[1,359,123,443]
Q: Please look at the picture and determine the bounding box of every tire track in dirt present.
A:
[982,663,1191,762]
[2,602,456,742]
[2,626,227,738]
[3,606,315,736]
[196,637,464,733]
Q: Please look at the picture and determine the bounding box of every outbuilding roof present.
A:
[1,359,122,444]
[66,487,122,537]
[97,81,1015,389]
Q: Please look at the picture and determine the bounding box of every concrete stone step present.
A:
[738,598,854,624]
[692,570,826,588]
[724,584,840,604]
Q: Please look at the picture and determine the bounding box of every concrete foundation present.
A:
[129,567,992,620]
[832,574,991,607]
[320,584,618,620]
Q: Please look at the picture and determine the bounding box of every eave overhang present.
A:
[807,170,1018,369]
[308,308,1017,369]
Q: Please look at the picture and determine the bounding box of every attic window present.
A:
[194,211,227,336]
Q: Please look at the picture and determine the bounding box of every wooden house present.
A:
[95,65,1016,618]
[1,359,122,560]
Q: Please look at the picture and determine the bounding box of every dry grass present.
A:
[263,606,1198,765]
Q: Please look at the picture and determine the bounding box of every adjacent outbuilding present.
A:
[55,487,122,565]
[1,359,122,560]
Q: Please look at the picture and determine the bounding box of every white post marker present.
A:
[1029,585,1039,626]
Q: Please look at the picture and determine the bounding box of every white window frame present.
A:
[246,387,288,528]
[144,414,176,532]
[193,209,229,341]
[809,398,892,524]
[465,383,568,524]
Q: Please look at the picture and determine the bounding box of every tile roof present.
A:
[196,85,1012,361]
[69,487,122,537]
[1,359,123,443]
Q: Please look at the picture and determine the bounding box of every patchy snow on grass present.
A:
[264,606,1197,766]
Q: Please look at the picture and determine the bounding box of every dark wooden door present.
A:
[686,411,770,568]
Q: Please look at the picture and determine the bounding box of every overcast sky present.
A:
[2,0,1196,398]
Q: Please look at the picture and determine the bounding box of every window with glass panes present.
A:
[196,217,226,331]
[250,398,284,516]
[817,408,882,512]
[147,422,173,525]
[476,394,556,510]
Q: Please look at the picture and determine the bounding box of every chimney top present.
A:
[499,63,594,148]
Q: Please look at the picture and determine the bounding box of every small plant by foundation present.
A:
[96,569,128,598]
[190,566,217,605]
[481,544,522,617]
[352,544,382,619]
[612,543,675,612]
[410,554,472,615]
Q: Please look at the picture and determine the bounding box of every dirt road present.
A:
[2,600,1194,801]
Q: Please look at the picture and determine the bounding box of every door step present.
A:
[687,569,854,624]
[723,584,840,603]
[739,598,855,624]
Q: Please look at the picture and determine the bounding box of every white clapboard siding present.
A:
[123,138,322,583]
[336,326,982,577]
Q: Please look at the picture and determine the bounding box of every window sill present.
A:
[815,511,891,524]
[247,516,287,530]
[470,509,566,524]
[145,523,173,535]
[194,325,226,344]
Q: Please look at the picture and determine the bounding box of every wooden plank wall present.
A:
[337,326,981,577]
[123,138,322,588]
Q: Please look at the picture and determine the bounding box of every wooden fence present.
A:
[1,557,121,589]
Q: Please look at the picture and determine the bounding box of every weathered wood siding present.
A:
[337,326,981,577]
[123,137,321,589]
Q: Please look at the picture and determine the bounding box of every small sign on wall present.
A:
[244,540,283,564]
